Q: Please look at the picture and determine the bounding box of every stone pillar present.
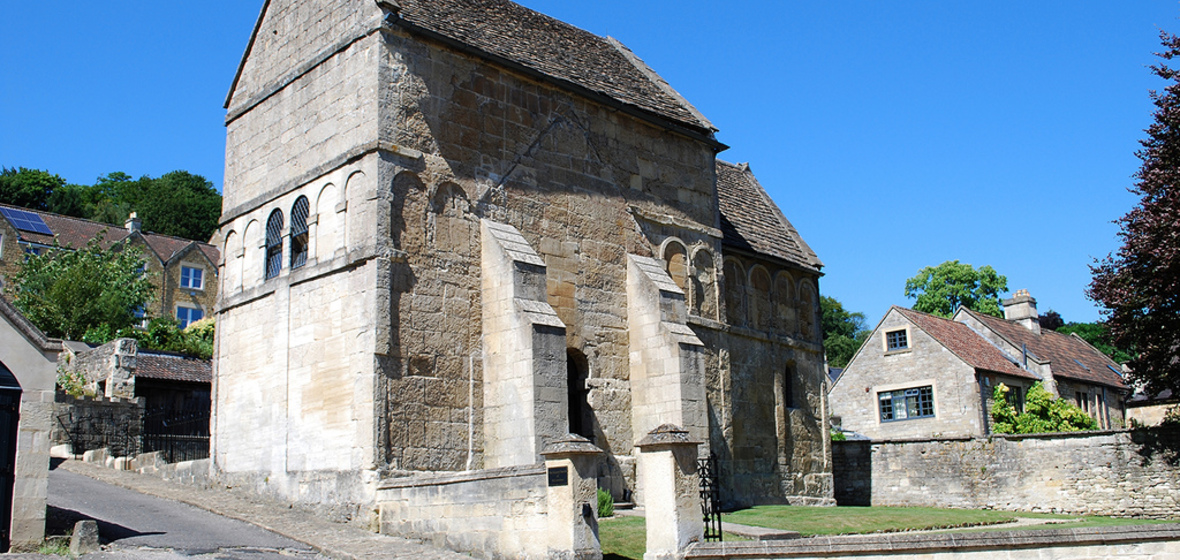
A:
[481,219,568,467]
[637,425,703,560]
[542,435,604,560]
[106,338,137,399]
[627,256,707,448]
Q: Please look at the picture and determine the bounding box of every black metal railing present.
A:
[141,407,210,463]
[698,452,722,542]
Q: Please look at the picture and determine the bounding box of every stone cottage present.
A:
[830,291,1128,439]
[214,0,833,546]
[0,204,220,328]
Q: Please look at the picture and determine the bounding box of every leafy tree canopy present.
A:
[991,382,1099,434]
[1089,31,1180,397]
[821,295,870,369]
[904,260,1008,318]
[1038,309,1065,331]
[5,235,155,340]
[0,167,222,241]
[1056,322,1134,364]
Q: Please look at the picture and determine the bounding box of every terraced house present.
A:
[215,0,832,555]
[0,204,219,328]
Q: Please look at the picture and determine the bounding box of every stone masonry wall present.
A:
[52,393,144,458]
[376,466,550,560]
[831,427,1180,517]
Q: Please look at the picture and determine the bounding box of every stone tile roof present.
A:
[0,203,220,266]
[394,0,715,133]
[135,350,212,383]
[961,309,1128,390]
[716,161,822,271]
[895,307,1036,379]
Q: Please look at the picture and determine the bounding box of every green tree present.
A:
[114,171,222,241]
[1089,32,1180,397]
[991,382,1099,434]
[0,167,63,210]
[904,260,1008,318]
[83,316,214,360]
[1056,322,1134,364]
[821,295,870,368]
[5,235,155,340]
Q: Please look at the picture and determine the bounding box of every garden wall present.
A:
[832,427,1180,517]
[52,393,144,458]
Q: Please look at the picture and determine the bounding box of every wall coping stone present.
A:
[541,434,603,457]
[376,464,546,490]
[637,424,701,448]
[685,523,1180,559]
[856,427,1177,446]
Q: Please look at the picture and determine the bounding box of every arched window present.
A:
[265,209,284,280]
[724,259,746,326]
[290,196,309,269]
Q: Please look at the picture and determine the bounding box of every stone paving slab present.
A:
[56,461,472,560]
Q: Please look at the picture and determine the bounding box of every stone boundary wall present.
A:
[376,465,550,560]
[832,427,1180,517]
[686,523,1180,559]
[52,393,144,458]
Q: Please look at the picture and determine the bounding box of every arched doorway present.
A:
[0,362,22,552]
[567,350,593,441]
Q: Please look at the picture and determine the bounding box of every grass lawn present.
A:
[598,516,746,560]
[722,505,1176,537]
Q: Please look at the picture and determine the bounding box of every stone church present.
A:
[215,0,833,527]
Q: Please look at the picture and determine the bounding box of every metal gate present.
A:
[141,406,209,464]
[697,452,722,542]
[0,389,19,552]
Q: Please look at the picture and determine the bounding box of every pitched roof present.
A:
[391,0,716,135]
[716,161,822,271]
[895,307,1036,379]
[0,203,220,266]
[961,308,1128,390]
[135,350,212,383]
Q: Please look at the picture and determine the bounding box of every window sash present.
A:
[886,330,908,351]
[879,386,934,422]
[180,266,203,289]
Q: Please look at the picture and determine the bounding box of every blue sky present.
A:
[2,2,1177,324]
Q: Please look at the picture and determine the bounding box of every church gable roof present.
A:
[716,160,822,271]
[392,0,715,134]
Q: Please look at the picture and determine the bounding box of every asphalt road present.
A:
[48,467,320,558]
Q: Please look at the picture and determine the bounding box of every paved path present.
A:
[53,460,471,560]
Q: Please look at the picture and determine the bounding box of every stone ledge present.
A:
[377,464,546,490]
[686,523,1180,558]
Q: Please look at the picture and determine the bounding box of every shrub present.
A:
[597,488,614,518]
[831,430,847,441]
[991,382,1099,434]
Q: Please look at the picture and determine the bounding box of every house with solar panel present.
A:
[0,204,220,329]
[830,290,1129,440]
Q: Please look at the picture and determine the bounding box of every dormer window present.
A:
[181,266,204,290]
[886,329,909,352]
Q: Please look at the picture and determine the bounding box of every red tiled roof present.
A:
[895,307,1037,379]
[961,308,1128,390]
[0,203,219,265]
[716,161,822,271]
[135,351,211,383]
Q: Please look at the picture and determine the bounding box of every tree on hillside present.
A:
[821,295,870,369]
[904,260,1008,318]
[1089,32,1180,396]
[1038,309,1065,331]
[1056,322,1134,365]
[5,235,155,340]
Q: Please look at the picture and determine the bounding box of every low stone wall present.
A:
[832,427,1180,517]
[52,393,144,457]
[686,524,1180,559]
[376,465,550,559]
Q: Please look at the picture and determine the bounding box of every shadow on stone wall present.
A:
[1131,425,1180,467]
[831,440,871,506]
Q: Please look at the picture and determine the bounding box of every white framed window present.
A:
[180,266,204,290]
[133,305,148,328]
[885,329,909,352]
[176,305,204,329]
[879,386,934,422]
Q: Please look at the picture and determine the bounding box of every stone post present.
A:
[637,425,703,560]
[541,435,603,560]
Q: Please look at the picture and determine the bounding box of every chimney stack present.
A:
[125,212,141,234]
[1002,289,1040,334]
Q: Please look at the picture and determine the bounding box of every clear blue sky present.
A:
[3,1,1177,324]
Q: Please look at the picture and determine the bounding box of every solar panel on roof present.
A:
[0,208,52,235]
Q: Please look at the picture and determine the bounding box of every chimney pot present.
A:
[1002,290,1040,334]
[125,212,141,234]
